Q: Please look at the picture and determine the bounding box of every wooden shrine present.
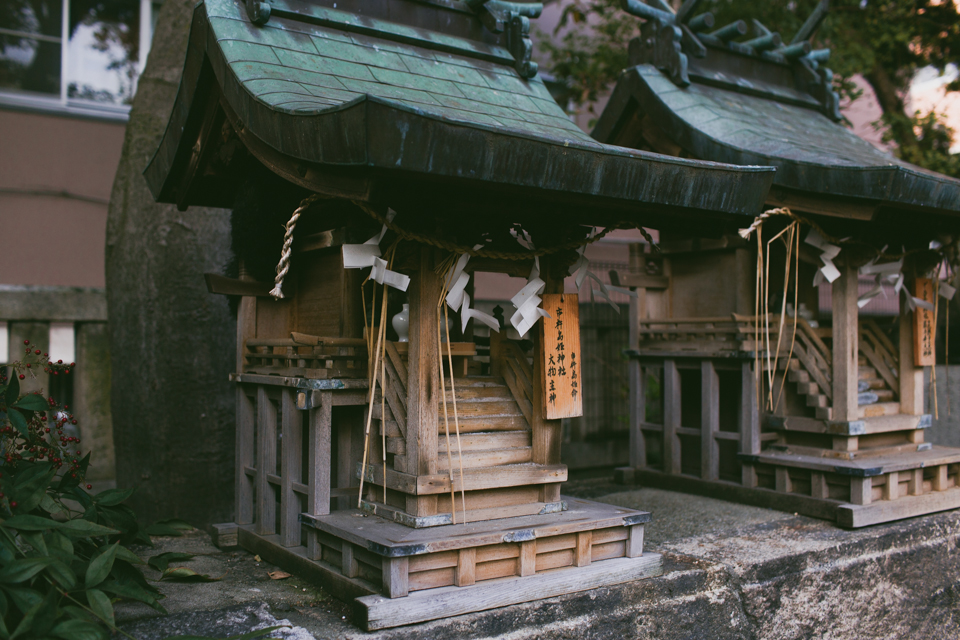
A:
[594,0,960,528]
[143,0,776,628]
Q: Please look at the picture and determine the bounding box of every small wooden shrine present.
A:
[143,0,774,628]
[594,0,960,528]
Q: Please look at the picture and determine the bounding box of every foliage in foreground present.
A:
[0,347,275,639]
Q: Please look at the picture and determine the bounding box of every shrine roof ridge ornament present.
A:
[243,0,544,78]
[620,0,840,121]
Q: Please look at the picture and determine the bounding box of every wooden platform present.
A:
[217,497,659,630]
[615,466,960,528]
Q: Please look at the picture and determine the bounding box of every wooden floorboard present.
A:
[356,553,663,630]
[301,497,650,556]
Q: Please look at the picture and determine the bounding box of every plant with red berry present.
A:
[0,344,166,639]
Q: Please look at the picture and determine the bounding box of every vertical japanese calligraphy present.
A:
[913,277,936,367]
[541,293,583,419]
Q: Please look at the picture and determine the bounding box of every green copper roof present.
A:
[145,0,776,222]
[207,0,590,143]
[593,0,960,216]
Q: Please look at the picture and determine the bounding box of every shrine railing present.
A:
[242,334,367,379]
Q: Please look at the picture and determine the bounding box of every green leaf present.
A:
[10,591,43,640]
[46,532,74,562]
[39,493,68,517]
[85,543,118,588]
[18,531,48,556]
[114,545,144,565]
[44,559,76,590]
[5,376,18,407]
[98,580,166,614]
[85,589,114,627]
[91,487,135,507]
[12,395,47,412]
[144,520,194,537]
[159,567,219,583]
[0,557,54,584]
[148,552,195,574]
[11,466,57,513]
[58,520,118,538]
[6,410,27,438]
[3,515,61,531]
[2,585,42,614]
[49,619,109,640]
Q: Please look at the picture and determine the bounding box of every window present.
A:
[0,0,159,118]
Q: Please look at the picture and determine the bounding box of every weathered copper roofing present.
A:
[592,0,960,217]
[144,0,774,225]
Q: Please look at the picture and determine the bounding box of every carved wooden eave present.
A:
[143,0,775,230]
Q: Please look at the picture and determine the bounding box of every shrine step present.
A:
[766,414,931,436]
[859,402,900,418]
[859,366,877,380]
[438,431,531,452]
[446,414,529,432]
[434,446,533,471]
[443,385,513,401]
[443,399,522,417]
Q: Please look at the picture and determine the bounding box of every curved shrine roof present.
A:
[591,1,960,217]
[144,0,774,223]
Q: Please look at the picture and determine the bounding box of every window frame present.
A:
[0,0,158,122]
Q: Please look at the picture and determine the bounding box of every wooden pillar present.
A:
[701,360,719,481]
[305,392,332,559]
[405,247,440,478]
[740,360,760,487]
[663,359,681,475]
[899,283,925,415]
[534,259,563,503]
[236,389,255,525]
[280,390,302,547]
[382,557,409,598]
[734,247,753,315]
[628,245,646,470]
[256,386,277,535]
[831,260,859,422]
[850,477,872,505]
[811,472,828,499]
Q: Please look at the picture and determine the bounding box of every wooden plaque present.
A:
[913,277,936,367]
[541,293,583,419]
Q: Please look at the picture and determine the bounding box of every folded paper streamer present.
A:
[569,229,637,312]
[460,292,501,333]
[443,245,499,333]
[857,255,902,309]
[341,211,409,291]
[805,228,841,285]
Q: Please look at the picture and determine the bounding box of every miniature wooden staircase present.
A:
[436,376,532,471]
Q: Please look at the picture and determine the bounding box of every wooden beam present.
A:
[406,247,440,476]
[628,277,645,469]
[280,390,302,547]
[382,557,409,598]
[236,389,255,525]
[740,361,760,487]
[831,260,859,422]
[899,287,925,415]
[701,360,719,481]
[256,386,277,535]
[307,392,332,518]
[663,359,682,475]
[205,273,272,297]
